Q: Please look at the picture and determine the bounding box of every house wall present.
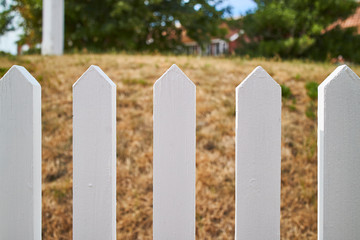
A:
[185,39,230,56]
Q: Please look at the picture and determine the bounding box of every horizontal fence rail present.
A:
[0,63,359,239]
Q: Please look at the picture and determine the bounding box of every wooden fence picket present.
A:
[235,66,281,240]
[318,65,360,240]
[153,65,196,240]
[0,66,42,240]
[73,66,117,240]
[4,62,360,239]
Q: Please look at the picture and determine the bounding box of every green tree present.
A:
[241,0,358,58]
[12,0,227,52]
[13,0,42,46]
[0,0,15,35]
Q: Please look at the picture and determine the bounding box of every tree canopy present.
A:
[4,0,228,52]
[0,0,15,35]
[241,0,359,58]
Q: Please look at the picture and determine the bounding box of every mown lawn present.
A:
[1,54,359,239]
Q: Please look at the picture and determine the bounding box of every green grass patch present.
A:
[306,101,317,120]
[305,81,318,100]
[281,84,293,99]
[0,67,8,77]
[123,78,148,86]
[289,98,297,111]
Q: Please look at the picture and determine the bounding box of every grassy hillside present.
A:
[1,54,359,239]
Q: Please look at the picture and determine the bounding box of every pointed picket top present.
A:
[73,65,116,89]
[1,65,40,87]
[73,65,116,240]
[0,65,41,240]
[154,64,195,89]
[319,64,360,91]
[318,65,360,240]
[236,66,279,91]
[235,66,281,240]
[153,64,196,239]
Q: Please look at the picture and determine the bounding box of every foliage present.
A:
[0,0,15,35]
[13,0,42,46]
[305,81,318,101]
[306,101,317,120]
[281,83,296,111]
[11,0,227,52]
[240,0,358,58]
[307,26,360,63]
[0,66,7,77]
[225,16,243,30]
[305,81,318,120]
[281,84,292,99]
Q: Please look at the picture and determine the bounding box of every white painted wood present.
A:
[153,64,196,240]
[235,66,281,240]
[42,0,64,55]
[318,65,360,240]
[73,66,116,240]
[0,66,41,240]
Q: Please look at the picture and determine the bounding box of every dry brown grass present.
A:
[1,54,359,240]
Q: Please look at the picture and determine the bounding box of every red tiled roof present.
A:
[327,6,360,34]
[181,31,194,44]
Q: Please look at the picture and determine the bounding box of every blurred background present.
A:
[1,0,360,63]
[1,1,360,239]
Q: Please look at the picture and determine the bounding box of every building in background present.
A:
[327,4,360,33]
[182,23,242,56]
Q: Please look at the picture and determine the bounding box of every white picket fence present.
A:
[0,63,359,240]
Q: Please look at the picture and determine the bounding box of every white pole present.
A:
[42,0,64,55]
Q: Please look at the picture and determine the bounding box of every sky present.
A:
[225,0,257,16]
[0,0,257,55]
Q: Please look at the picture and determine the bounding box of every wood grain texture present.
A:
[235,66,281,240]
[0,66,42,240]
[153,64,196,240]
[318,65,360,240]
[73,66,116,240]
